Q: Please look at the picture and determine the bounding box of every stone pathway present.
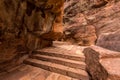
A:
[24,41,89,80]
[0,41,89,80]
[0,64,79,80]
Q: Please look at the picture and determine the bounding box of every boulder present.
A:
[83,46,120,80]
[96,30,120,52]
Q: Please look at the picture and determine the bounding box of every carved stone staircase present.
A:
[24,42,89,80]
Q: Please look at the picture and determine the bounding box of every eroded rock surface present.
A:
[64,0,120,50]
[83,46,120,80]
[96,30,120,52]
[63,0,97,46]
[86,0,120,51]
[0,0,64,71]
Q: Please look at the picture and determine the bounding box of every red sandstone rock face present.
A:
[89,1,120,51]
[64,0,120,51]
[63,0,97,46]
[84,0,120,51]
[0,0,64,69]
[64,24,97,46]
[85,0,120,35]
[96,30,120,52]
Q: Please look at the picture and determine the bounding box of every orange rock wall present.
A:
[0,0,64,69]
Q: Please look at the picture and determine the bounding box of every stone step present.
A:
[30,54,86,70]
[24,58,89,80]
[33,51,85,62]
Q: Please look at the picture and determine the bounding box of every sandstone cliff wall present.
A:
[64,0,120,51]
[0,0,64,70]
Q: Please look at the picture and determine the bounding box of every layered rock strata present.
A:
[0,0,64,71]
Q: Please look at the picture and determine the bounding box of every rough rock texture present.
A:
[64,24,97,46]
[0,0,64,71]
[63,0,97,46]
[86,0,120,35]
[86,0,120,51]
[83,46,120,80]
[96,30,120,52]
[64,0,120,50]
